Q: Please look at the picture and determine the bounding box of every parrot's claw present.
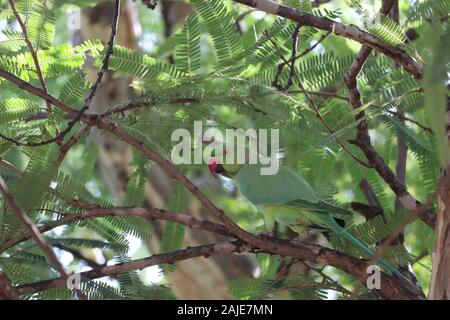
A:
[256,230,275,238]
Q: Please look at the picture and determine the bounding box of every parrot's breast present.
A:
[234,164,319,206]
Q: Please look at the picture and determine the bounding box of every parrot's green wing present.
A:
[234,163,320,206]
[285,198,352,216]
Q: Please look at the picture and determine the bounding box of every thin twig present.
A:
[280,30,331,67]
[386,110,433,133]
[8,0,51,113]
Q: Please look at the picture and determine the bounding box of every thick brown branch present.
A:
[1,207,233,252]
[344,49,435,229]
[14,236,423,299]
[230,0,423,78]
[15,241,254,296]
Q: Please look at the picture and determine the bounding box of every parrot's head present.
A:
[206,145,244,179]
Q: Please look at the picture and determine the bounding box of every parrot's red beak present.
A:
[208,158,220,178]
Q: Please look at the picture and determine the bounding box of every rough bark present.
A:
[429,164,450,299]
[0,273,18,300]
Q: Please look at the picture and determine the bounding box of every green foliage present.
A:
[0,98,41,124]
[0,0,443,300]
[423,21,450,165]
[330,210,414,269]
[229,275,330,300]
[99,45,182,81]
[160,183,186,272]
[21,0,55,50]
[407,0,450,27]
[381,114,434,159]
[175,12,201,75]
[191,0,243,66]
[59,72,90,106]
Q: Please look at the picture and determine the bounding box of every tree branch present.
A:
[0,207,233,252]
[15,241,255,296]
[344,47,435,229]
[230,0,423,78]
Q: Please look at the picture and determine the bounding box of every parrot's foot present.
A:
[256,230,275,238]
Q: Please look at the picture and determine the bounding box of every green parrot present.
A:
[206,149,413,285]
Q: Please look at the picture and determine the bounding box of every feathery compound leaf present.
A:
[229,275,330,300]
[419,135,440,194]
[22,0,55,50]
[47,238,128,253]
[0,145,59,241]
[59,72,90,106]
[160,183,186,272]
[122,157,154,240]
[330,211,414,268]
[368,15,406,46]
[191,0,243,65]
[408,0,450,27]
[14,0,34,24]
[101,45,183,80]
[0,98,41,124]
[38,42,102,77]
[228,277,266,299]
[381,114,434,159]
[0,30,27,52]
[246,19,297,69]
[298,53,353,89]
[13,144,59,214]
[50,171,151,242]
[0,41,101,81]
[175,12,201,75]
[124,153,148,207]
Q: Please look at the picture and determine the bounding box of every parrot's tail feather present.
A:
[325,217,418,292]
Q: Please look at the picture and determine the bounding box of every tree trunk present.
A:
[429,163,450,299]
[428,86,450,300]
